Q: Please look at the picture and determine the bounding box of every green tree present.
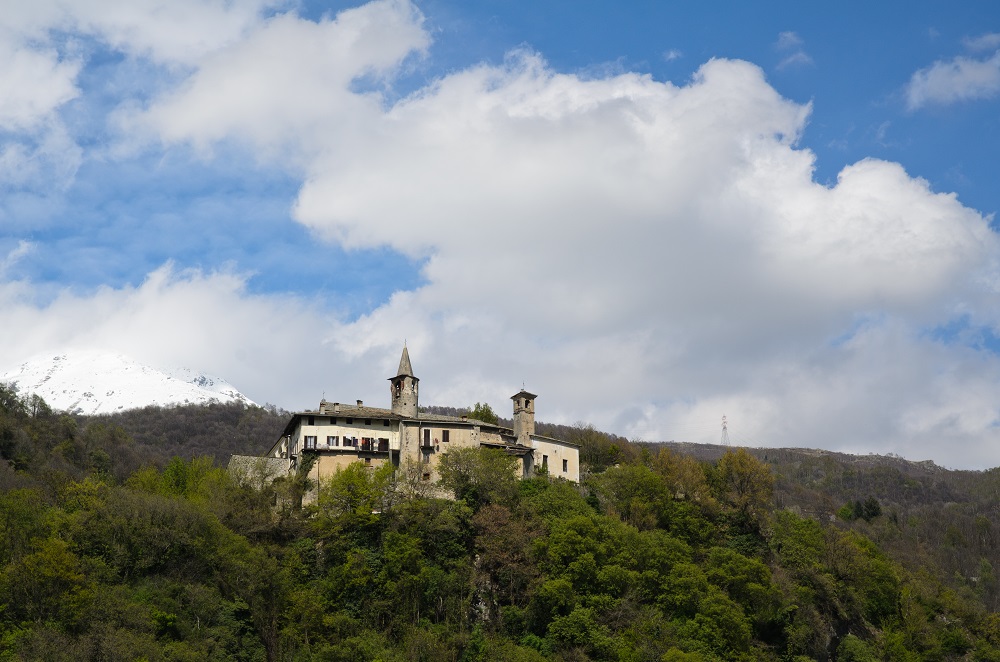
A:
[676,586,752,658]
[714,449,774,526]
[567,423,635,471]
[0,382,27,419]
[0,488,48,565]
[1,538,89,624]
[653,448,715,507]
[314,461,396,548]
[838,634,877,661]
[438,446,518,507]
[473,504,540,616]
[469,402,500,425]
[589,464,670,530]
[547,606,613,658]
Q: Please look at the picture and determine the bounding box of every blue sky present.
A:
[2,0,1000,467]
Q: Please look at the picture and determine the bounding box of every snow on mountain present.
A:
[0,350,256,415]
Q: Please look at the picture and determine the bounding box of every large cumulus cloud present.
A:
[2,0,1000,467]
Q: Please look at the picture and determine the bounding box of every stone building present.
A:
[254,346,579,491]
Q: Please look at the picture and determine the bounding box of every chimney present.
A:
[461,414,468,422]
[357,399,363,407]
[333,402,341,413]
[319,400,327,414]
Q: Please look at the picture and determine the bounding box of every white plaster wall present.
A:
[531,436,580,482]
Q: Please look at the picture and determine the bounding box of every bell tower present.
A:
[511,389,536,445]
[389,345,419,418]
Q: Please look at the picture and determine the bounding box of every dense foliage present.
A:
[81,401,288,466]
[2,384,1000,660]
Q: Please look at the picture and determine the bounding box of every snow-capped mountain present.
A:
[0,350,256,415]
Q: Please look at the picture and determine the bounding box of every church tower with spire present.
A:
[389,345,419,418]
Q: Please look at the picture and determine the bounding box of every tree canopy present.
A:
[1,388,999,660]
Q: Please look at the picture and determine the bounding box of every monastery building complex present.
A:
[240,347,579,489]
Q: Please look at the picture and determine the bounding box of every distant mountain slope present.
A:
[82,401,288,467]
[0,350,255,415]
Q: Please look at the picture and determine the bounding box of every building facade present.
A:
[258,347,580,490]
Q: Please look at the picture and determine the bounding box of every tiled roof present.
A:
[306,404,397,419]
[532,433,580,447]
[273,400,572,448]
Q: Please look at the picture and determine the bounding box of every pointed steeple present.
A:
[397,344,415,377]
[390,344,419,417]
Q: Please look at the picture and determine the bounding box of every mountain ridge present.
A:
[0,350,255,415]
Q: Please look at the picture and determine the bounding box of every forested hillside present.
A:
[80,402,288,466]
[2,386,1000,660]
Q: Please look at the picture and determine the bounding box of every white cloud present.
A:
[906,51,1000,109]
[777,51,813,70]
[663,48,682,62]
[0,37,80,130]
[776,31,803,50]
[0,241,34,276]
[0,0,288,188]
[0,264,349,409]
[114,10,1000,467]
[125,0,429,157]
[0,0,286,66]
[963,33,1000,52]
[0,122,82,191]
[2,1,1000,468]
[774,31,812,70]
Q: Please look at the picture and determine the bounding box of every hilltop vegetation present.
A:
[1,387,1000,660]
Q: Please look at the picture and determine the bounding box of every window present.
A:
[304,436,317,450]
[345,417,353,424]
[422,429,432,448]
[422,472,430,481]
[542,455,548,469]
[364,458,371,465]
[327,435,339,447]
[562,459,568,472]
[442,430,450,443]
[378,438,389,451]
[307,416,315,426]
[365,419,372,425]
[383,419,390,427]
[331,417,337,424]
